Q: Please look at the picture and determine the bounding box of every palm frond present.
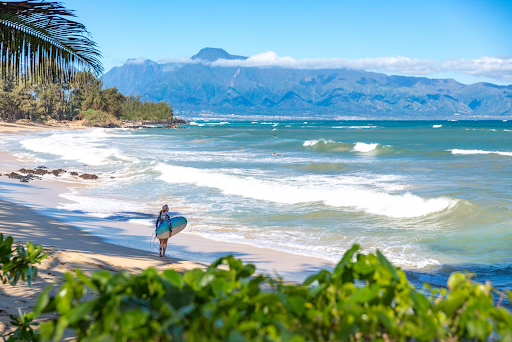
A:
[0,0,103,82]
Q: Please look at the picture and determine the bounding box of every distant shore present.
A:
[0,118,188,133]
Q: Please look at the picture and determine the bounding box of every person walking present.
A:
[156,204,172,257]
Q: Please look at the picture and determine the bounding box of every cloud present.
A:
[441,56,512,81]
[211,51,438,74]
[158,57,204,64]
[138,52,512,82]
[125,58,149,65]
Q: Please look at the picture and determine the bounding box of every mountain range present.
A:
[101,48,512,118]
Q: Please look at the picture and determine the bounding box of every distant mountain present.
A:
[102,48,512,118]
[191,47,248,61]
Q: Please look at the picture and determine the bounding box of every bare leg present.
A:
[159,239,163,257]
[163,238,168,256]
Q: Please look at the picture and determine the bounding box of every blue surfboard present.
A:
[156,216,187,239]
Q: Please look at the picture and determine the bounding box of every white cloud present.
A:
[211,51,438,74]
[158,57,204,64]
[441,56,512,81]
[125,58,149,65]
[211,52,512,81]
[133,52,512,82]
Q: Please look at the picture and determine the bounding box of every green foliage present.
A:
[120,95,173,121]
[79,109,119,127]
[0,233,47,286]
[7,244,512,341]
[0,71,173,123]
[0,0,103,82]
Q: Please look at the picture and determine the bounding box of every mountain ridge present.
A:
[102,48,512,118]
[191,47,248,61]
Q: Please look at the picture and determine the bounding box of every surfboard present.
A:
[156,216,187,239]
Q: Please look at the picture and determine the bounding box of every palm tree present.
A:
[0,0,103,82]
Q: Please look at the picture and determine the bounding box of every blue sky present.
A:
[64,0,512,84]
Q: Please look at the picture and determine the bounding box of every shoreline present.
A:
[0,125,334,278]
[0,174,333,280]
[0,123,334,333]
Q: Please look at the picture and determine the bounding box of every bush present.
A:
[0,233,47,287]
[79,109,120,127]
[6,244,512,341]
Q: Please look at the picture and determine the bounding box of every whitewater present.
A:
[2,120,512,289]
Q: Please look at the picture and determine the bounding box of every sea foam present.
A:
[156,164,456,218]
[353,142,378,152]
[20,129,132,165]
[449,149,512,157]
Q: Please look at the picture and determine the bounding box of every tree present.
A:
[0,74,34,121]
[0,0,103,82]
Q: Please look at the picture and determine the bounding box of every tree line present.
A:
[0,71,173,123]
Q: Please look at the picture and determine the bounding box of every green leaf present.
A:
[183,268,204,287]
[228,330,245,342]
[447,272,466,290]
[199,273,216,287]
[163,269,184,289]
[333,244,359,278]
[52,316,69,342]
[34,285,53,316]
[288,296,306,316]
[66,298,97,325]
[40,320,55,341]
[121,310,149,328]
[376,250,399,281]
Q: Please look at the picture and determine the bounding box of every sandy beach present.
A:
[0,123,333,335]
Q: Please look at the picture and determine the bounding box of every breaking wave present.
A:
[449,149,512,157]
[156,164,456,218]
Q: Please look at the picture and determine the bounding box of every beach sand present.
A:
[0,124,333,335]
[0,121,86,134]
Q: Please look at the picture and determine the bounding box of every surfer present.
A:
[156,204,172,257]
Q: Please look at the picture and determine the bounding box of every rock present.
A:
[8,172,40,182]
[18,168,34,174]
[8,172,22,179]
[51,169,66,176]
[79,173,98,180]
[34,169,48,175]
[70,172,78,176]
[36,166,48,169]
[19,168,48,175]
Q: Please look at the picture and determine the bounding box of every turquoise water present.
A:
[2,120,512,288]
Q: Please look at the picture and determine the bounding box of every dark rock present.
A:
[79,174,98,180]
[19,168,34,174]
[70,172,78,176]
[9,172,40,182]
[36,166,48,169]
[8,172,22,179]
[51,169,66,176]
[34,169,48,175]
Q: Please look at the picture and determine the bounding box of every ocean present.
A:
[2,119,512,289]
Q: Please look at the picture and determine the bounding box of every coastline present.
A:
[0,171,333,279]
[0,124,334,331]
